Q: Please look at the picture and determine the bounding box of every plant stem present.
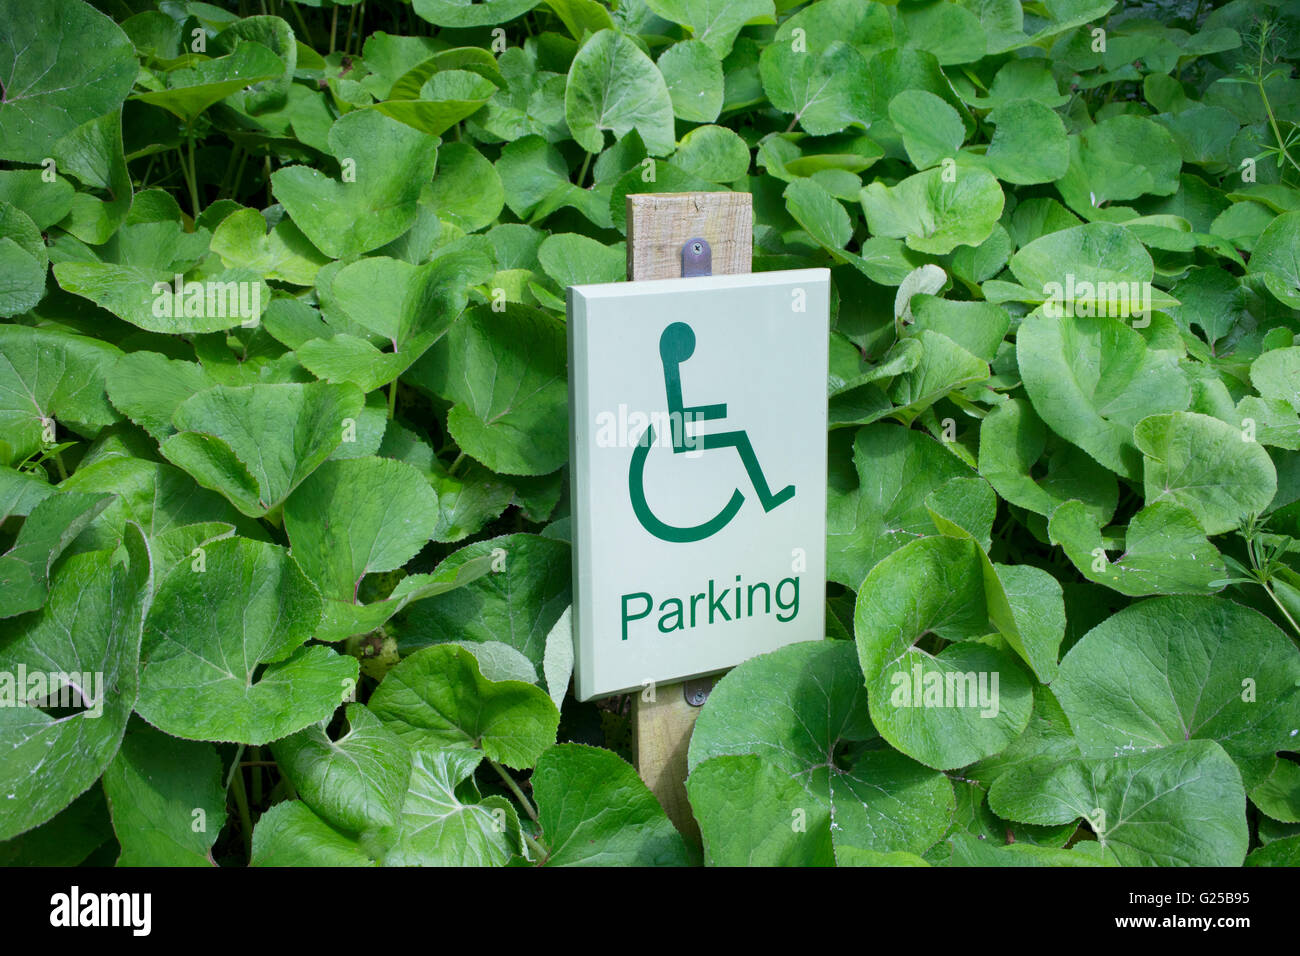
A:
[387,379,398,419]
[224,744,246,790]
[230,148,250,201]
[1262,580,1300,645]
[449,451,466,475]
[329,4,338,54]
[1256,51,1300,177]
[182,130,201,220]
[524,832,548,863]
[250,746,263,805]
[229,764,254,859]
[344,2,358,55]
[576,149,593,187]
[489,759,539,824]
[287,0,312,43]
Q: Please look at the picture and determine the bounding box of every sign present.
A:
[567,268,830,700]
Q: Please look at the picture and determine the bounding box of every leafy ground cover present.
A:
[2,0,1300,867]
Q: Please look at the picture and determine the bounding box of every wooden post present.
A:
[624,191,753,842]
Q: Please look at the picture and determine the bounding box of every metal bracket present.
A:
[681,237,712,277]
[683,676,716,707]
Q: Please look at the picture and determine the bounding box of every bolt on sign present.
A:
[567,269,830,700]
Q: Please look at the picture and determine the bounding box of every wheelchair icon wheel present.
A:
[628,424,744,543]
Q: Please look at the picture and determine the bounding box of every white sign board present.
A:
[567,268,830,700]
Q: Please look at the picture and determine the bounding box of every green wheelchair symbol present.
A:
[629,322,795,543]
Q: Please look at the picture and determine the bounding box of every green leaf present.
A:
[271,703,412,835]
[52,262,272,335]
[826,424,976,588]
[1134,412,1277,535]
[106,352,219,443]
[1247,834,1300,867]
[161,381,366,518]
[272,109,439,259]
[977,99,1071,185]
[1009,222,1155,307]
[0,202,47,318]
[0,532,152,841]
[533,743,690,865]
[977,397,1118,526]
[410,305,567,477]
[888,90,964,170]
[284,457,440,639]
[944,831,1111,867]
[644,0,774,59]
[368,644,560,769]
[672,124,750,183]
[250,801,376,866]
[371,70,498,137]
[1054,595,1300,761]
[137,536,356,745]
[542,605,574,709]
[497,135,612,226]
[759,39,870,137]
[426,142,505,232]
[784,177,853,251]
[133,42,284,124]
[687,754,834,865]
[0,0,138,164]
[1016,311,1190,480]
[209,208,330,286]
[395,533,571,680]
[537,232,625,288]
[413,0,541,27]
[0,490,114,618]
[1055,115,1183,213]
[1252,347,1300,413]
[385,747,522,866]
[658,40,724,123]
[0,326,122,468]
[898,0,987,65]
[102,726,225,866]
[303,249,488,393]
[988,740,1248,866]
[565,30,675,157]
[689,640,955,856]
[853,536,1035,769]
[1249,211,1300,308]
[860,166,1004,254]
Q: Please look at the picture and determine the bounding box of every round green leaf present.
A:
[1134,412,1277,535]
[1249,211,1300,308]
[368,643,560,769]
[672,124,750,183]
[0,0,137,163]
[533,743,691,866]
[853,536,1034,769]
[137,537,354,745]
[658,40,724,123]
[272,110,439,260]
[689,640,955,856]
[271,703,412,835]
[644,0,774,59]
[102,727,226,866]
[860,166,1004,254]
[1016,311,1190,480]
[1054,595,1300,760]
[0,325,122,468]
[988,740,1248,866]
[565,30,675,157]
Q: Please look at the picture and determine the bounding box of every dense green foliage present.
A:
[2,0,1300,867]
